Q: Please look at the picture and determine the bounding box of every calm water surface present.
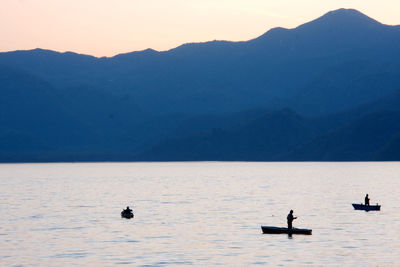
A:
[0,162,399,266]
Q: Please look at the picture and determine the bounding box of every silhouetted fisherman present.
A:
[365,194,370,206]
[125,206,132,213]
[287,210,297,230]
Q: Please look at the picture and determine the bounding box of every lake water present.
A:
[0,162,399,266]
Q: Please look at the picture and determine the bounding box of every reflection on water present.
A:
[0,162,399,266]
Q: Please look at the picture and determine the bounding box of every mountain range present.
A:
[1,8,400,162]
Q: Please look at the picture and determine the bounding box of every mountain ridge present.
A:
[2,9,398,59]
[1,8,400,162]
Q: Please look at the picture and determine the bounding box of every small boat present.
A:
[121,210,134,219]
[261,226,312,235]
[352,203,380,211]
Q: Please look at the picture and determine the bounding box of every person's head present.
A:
[126,206,129,209]
[366,194,368,196]
[290,210,293,214]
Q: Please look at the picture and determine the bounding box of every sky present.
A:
[1,0,400,57]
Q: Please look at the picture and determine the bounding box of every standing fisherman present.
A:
[287,210,297,230]
[365,194,370,206]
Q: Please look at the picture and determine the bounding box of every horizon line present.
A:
[0,8,397,59]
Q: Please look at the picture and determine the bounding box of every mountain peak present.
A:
[254,8,383,43]
[310,8,380,27]
[326,8,365,16]
[289,8,384,36]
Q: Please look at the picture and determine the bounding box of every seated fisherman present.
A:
[125,206,132,213]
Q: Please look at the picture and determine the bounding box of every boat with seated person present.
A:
[121,206,134,218]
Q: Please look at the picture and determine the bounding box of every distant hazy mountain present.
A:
[0,67,84,146]
[138,109,322,161]
[1,8,400,116]
[284,111,400,161]
[1,8,400,162]
[289,89,400,160]
[138,92,400,161]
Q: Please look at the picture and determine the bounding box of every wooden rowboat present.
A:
[352,203,380,211]
[121,210,134,218]
[261,226,312,235]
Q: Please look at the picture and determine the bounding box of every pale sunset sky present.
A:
[1,0,399,57]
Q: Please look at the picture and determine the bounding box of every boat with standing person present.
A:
[352,194,380,211]
[262,209,312,235]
